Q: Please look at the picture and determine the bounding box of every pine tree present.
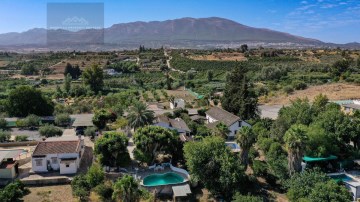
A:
[221,63,258,120]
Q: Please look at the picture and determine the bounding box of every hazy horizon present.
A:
[1,0,360,43]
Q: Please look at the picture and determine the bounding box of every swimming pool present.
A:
[143,172,185,186]
[329,174,354,183]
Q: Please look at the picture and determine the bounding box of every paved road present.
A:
[258,105,284,120]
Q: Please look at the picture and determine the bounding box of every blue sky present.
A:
[0,0,359,43]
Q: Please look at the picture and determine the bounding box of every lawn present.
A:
[23,184,76,202]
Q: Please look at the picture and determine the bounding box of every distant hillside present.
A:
[0,17,356,50]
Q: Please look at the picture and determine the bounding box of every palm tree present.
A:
[236,126,256,168]
[214,122,230,139]
[112,175,148,202]
[127,102,154,130]
[284,124,308,176]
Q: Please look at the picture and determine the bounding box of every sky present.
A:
[0,0,359,43]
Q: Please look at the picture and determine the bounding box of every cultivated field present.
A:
[189,52,247,61]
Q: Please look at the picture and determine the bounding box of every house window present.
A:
[35,159,42,166]
[66,164,70,167]
[51,157,57,164]
[238,121,241,127]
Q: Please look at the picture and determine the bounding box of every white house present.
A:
[32,139,84,174]
[170,99,185,109]
[205,107,251,139]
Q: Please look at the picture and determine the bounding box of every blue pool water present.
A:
[330,174,354,183]
[143,172,185,186]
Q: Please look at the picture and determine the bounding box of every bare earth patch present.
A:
[261,83,360,105]
[23,184,76,202]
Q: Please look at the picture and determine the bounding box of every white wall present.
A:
[32,152,79,173]
[59,161,77,174]
[32,157,47,172]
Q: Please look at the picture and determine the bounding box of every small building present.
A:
[170,99,185,109]
[32,139,84,174]
[154,116,191,136]
[0,149,22,179]
[342,104,360,115]
[205,107,251,139]
[172,184,192,201]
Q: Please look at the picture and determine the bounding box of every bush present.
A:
[39,124,63,137]
[292,80,307,90]
[0,118,7,130]
[55,113,71,126]
[283,85,294,94]
[94,181,113,202]
[84,127,96,138]
[15,135,28,142]
[0,130,10,142]
[24,114,41,127]
[0,180,30,202]
[232,193,263,202]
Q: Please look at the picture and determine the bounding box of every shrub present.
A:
[0,118,7,130]
[55,113,71,126]
[292,80,307,90]
[15,135,28,142]
[283,85,294,94]
[84,127,96,138]
[0,130,10,142]
[39,124,63,137]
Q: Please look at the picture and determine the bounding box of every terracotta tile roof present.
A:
[32,140,80,157]
[205,107,240,126]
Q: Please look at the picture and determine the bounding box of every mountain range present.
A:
[0,17,358,51]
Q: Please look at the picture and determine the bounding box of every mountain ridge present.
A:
[0,17,357,50]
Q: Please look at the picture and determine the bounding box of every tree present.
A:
[0,130,10,142]
[82,64,104,93]
[127,102,154,130]
[133,126,179,164]
[330,59,350,78]
[0,180,29,202]
[39,124,63,137]
[94,181,114,202]
[271,98,313,140]
[221,63,258,120]
[312,94,329,114]
[308,180,352,202]
[284,124,308,176]
[86,164,105,188]
[207,70,214,81]
[92,109,116,130]
[94,131,130,167]
[64,73,72,93]
[0,118,7,130]
[213,122,230,139]
[236,126,256,168]
[112,175,149,202]
[184,136,246,200]
[240,44,248,53]
[55,113,71,126]
[71,174,90,201]
[6,86,54,117]
[286,169,351,202]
